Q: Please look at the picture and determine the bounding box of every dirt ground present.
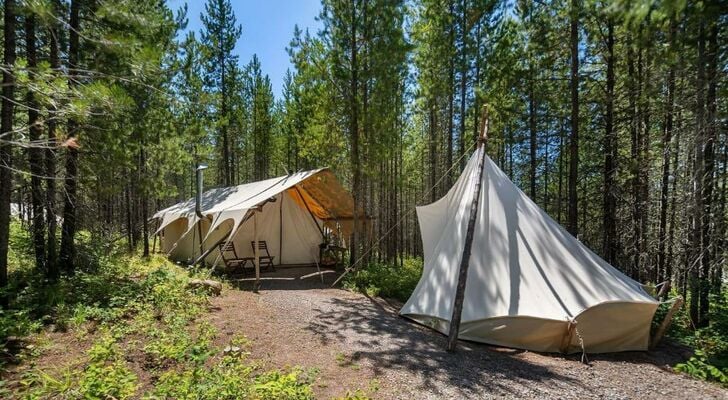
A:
[205,266,727,399]
[5,266,726,399]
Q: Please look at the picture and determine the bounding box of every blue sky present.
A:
[169,0,323,97]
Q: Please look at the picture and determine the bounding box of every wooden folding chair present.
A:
[251,241,276,272]
[219,242,254,275]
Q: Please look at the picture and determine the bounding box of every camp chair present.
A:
[251,241,276,272]
[218,242,254,275]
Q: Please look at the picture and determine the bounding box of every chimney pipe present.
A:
[195,164,208,219]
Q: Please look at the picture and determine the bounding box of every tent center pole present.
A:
[447,107,489,352]
[254,211,261,293]
[279,193,283,265]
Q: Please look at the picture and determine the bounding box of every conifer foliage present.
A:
[0,0,725,337]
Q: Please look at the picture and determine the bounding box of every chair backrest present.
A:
[219,241,238,260]
[250,241,271,257]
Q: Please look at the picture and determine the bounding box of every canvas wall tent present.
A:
[400,146,659,354]
[153,169,357,268]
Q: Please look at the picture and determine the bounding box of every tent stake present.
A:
[650,296,683,350]
[447,108,489,352]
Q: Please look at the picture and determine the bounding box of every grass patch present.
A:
[2,220,368,399]
[342,258,422,302]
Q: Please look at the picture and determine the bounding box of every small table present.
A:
[319,244,346,270]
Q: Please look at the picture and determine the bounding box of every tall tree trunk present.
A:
[446,0,455,187]
[46,3,60,280]
[26,14,46,271]
[529,81,537,200]
[458,0,467,165]
[627,37,640,279]
[60,0,81,274]
[657,19,676,292]
[472,19,481,147]
[699,20,718,327]
[714,139,727,293]
[689,19,706,326]
[666,115,681,298]
[557,121,564,224]
[602,18,617,264]
[637,36,651,283]
[429,102,438,203]
[220,40,230,186]
[141,146,149,257]
[567,0,579,236]
[712,142,728,293]
[126,184,134,251]
[0,0,17,307]
[349,0,361,265]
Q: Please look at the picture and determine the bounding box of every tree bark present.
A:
[529,81,537,200]
[349,0,361,266]
[699,20,718,327]
[26,13,47,272]
[60,0,81,274]
[0,0,17,307]
[602,17,617,264]
[141,146,149,257]
[458,0,467,167]
[429,102,438,203]
[567,0,579,236]
[657,19,676,293]
[46,3,60,281]
[689,19,706,326]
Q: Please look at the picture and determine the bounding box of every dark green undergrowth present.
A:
[342,258,423,302]
[656,290,728,386]
[1,221,372,399]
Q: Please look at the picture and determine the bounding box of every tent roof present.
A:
[153,168,357,238]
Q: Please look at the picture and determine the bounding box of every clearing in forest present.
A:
[5,262,725,399]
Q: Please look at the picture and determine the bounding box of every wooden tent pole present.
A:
[650,296,683,350]
[279,193,283,265]
[447,107,489,352]
[254,211,261,293]
[295,186,325,238]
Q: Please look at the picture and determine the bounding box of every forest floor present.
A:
[206,266,725,399]
[5,265,727,399]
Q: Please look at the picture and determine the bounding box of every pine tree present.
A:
[0,0,18,306]
[200,0,242,186]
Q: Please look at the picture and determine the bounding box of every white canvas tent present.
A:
[400,146,659,354]
[153,169,357,268]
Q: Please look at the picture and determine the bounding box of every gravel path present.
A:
[206,266,727,399]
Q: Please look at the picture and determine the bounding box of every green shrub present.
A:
[147,339,317,400]
[661,289,728,386]
[675,349,728,385]
[78,335,139,399]
[343,258,422,302]
[252,368,315,400]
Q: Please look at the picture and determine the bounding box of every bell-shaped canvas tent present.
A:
[400,146,659,354]
[153,169,356,267]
